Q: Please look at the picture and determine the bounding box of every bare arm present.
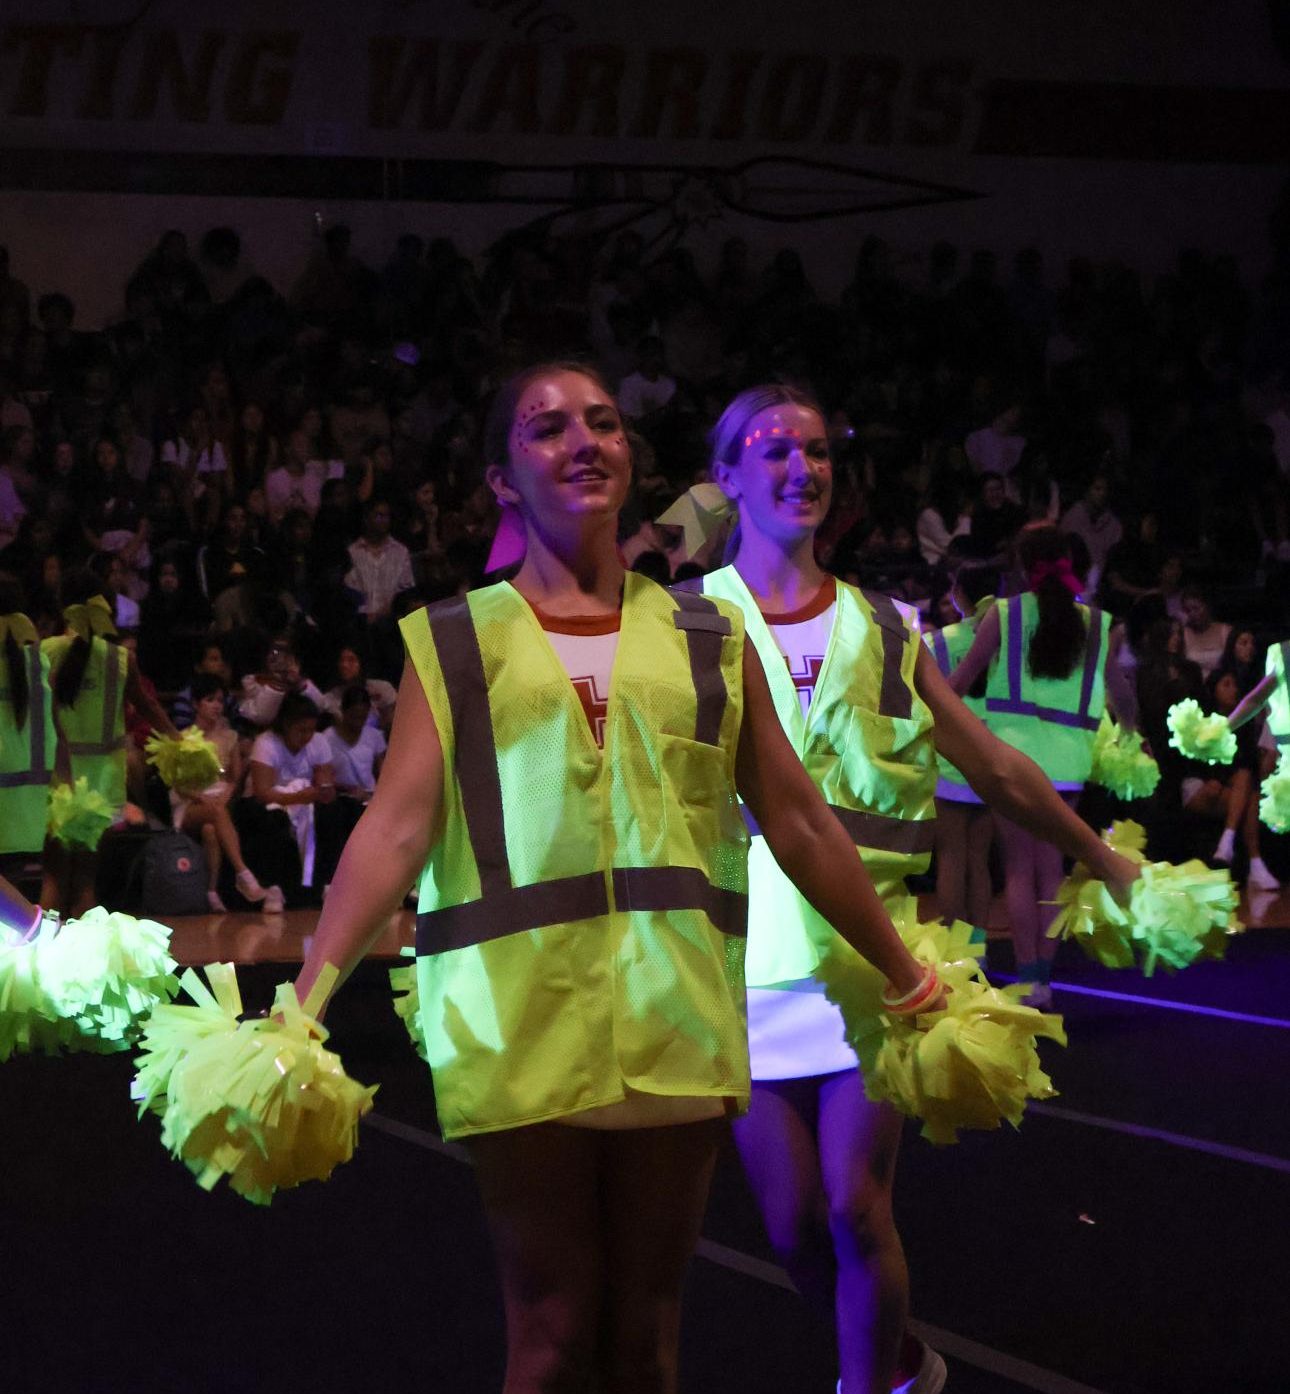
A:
[295,658,443,1010]
[124,653,179,739]
[735,644,926,996]
[1230,672,1278,730]
[250,758,318,806]
[915,647,1138,890]
[947,603,1000,697]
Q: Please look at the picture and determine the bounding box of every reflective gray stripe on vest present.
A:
[0,646,52,789]
[742,802,934,854]
[670,589,732,746]
[65,642,128,756]
[861,591,913,719]
[426,596,512,901]
[416,592,745,955]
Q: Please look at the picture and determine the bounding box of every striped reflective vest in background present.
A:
[399,573,750,1140]
[984,593,1110,785]
[0,642,57,854]
[42,634,128,810]
[701,566,936,988]
[923,599,993,795]
[1266,641,1290,751]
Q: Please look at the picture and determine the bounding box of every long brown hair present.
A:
[1019,526,1086,680]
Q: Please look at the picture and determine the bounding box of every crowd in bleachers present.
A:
[2,197,1289,905]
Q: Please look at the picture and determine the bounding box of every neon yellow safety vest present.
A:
[984,592,1110,785]
[42,634,128,810]
[0,641,57,854]
[399,573,750,1140]
[1265,642,1290,752]
[922,598,992,795]
[700,567,936,988]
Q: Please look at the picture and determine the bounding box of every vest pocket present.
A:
[658,733,740,852]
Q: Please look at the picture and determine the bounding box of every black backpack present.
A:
[139,830,209,917]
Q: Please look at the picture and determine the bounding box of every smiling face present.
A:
[487,370,631,533]
[1234,630,1256,666]
[716,402,832,548]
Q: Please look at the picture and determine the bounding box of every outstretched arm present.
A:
[916,647,1138,891]
[736,643,927,997]
[294,657,443,1011]
[947,603,1000,697]
[1229,672,1278,731]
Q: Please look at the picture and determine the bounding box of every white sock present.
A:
[1214,828,1236,861]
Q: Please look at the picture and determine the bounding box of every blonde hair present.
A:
[708,383,826,471]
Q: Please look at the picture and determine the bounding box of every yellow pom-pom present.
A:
[35,907,178,1050]
[0,918,81,1059]
[815,900,1065,1144]
[133,963,377,1205]
[1090,716,1161,801]
[47,777,115,849]
[389,951,428,1063]
[145,729,223,790]
[1259,752,1290,834]
[1167,699,1237,765]
[1049,832,1242,976]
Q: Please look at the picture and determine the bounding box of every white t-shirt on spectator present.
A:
[250,730,332,786]
[264,462,328,518]
[965,425,1026,479]
[163,438,227,475]
[324,724,386,792]
[238,676,325,729]
[345,537,414,617]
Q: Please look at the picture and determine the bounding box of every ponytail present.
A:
[1019,527,1086,681]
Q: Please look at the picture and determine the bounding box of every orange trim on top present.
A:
[761,576,837,626]
[529,603,622,636]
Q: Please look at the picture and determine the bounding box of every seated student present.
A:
[247,692,343,900]
[170,672,283,912]
[322,684,386,801]
[237,633,324,731]
[318,644,396,732]
[1187,666,1279,889]
[171,638,238,728]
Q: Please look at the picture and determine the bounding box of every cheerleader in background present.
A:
[0,573,57,879]
[696,386,1138,1394]
[41,569,177,917]
[949,526,1138,1007]
[924,562,998,929]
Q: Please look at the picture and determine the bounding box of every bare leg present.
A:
[468,1123,605,1394]
[817,1072,907,1394]
[732,1078,835,1315]
[199,822,222,891]
[1226,769,1251,833]
[599,1118,726,1394]
[40,838,67,916]
[183,800,248,876]
[932,801,968,924]
[965,805,996,930]
[996,813,1041,972]
[1243,777,1264,862]
[69,847,98,918]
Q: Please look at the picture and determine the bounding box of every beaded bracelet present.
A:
[881,964,940,1015]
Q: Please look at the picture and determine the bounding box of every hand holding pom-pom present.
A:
[389,950,428,1063]
[1090,716,1161,801]
[47,777,115,850]
[133,962,377,1205]
[145,729,223,791]
[815,903,1066,1144]
[1049,820,1241,976]
[1167,699,1237,765]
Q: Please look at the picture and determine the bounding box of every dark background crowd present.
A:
[3,185,1290,902]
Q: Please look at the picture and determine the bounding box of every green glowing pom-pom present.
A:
[1166,699,1237,765]
[390,950,428,1063]
[47,777,116,849]
[35,907,179,1050]
[1259,753,1290,834]
[1090,716,1161,801]
[0,918,81,1060]
[815,899,1066,1145]
[145,729,223,790]
[132,963,377,1205]
[1049,822,1242,977]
